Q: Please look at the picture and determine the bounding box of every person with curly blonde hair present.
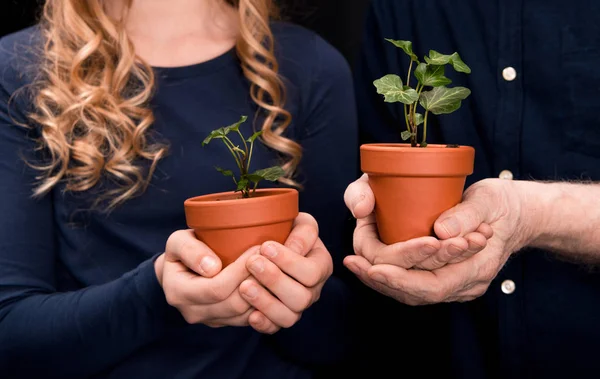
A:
[0,0,358,377]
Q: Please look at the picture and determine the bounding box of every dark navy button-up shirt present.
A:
[351,1,600,378]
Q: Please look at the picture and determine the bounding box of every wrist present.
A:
[512,180,560,249]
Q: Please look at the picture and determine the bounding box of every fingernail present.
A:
[439,218,461,237]
[261,243,278,258]
[244,285,258,299]
[351,195,366,217]
[200,256,217,274]
[371,274,387,285]
[249,257,265,273]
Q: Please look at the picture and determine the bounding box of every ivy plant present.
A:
[202,116,284,198]
[373,39,472,147]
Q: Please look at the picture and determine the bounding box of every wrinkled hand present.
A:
[344,177,529,305]
[156,230,259,327]
[344,174,492,271]
[240,213,333,334]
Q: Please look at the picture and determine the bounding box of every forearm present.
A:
[518,180,600,259]
[0,257,182,378]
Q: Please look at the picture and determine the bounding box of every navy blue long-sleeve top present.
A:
[0,22,358,379]
[351,1,600,379]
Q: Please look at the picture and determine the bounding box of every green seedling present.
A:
[203,116,284,198]
[373,39,472,147]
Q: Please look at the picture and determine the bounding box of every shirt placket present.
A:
[494,0,525,377]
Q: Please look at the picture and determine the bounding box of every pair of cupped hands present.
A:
[155,174,526,334]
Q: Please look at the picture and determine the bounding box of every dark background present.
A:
[1,0,371,67]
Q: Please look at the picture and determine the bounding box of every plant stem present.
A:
[403,104,411,135]
[236,130,249,160]
[421,110,429,147]
[223,136,245,173]
[221,138,243,171]
[406,60,414,87]
[247,140,255,171]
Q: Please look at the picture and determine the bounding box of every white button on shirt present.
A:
[501,280,516,295]
[499,170,514,180]
[502,67,517,81]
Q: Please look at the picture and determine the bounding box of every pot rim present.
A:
[184,187,299,230]
[360,143,474,152]
[360,143,475,177]
[184,187,297,208]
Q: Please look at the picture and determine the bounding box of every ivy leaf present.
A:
[414,63,452,87]
[373,75,419,105]
[251,166,285,182]
[215,167,233,177]
[414,113,424,126]
[385,39,419,62]
[236,179,249,192]
[401,131,413,141]
[247,130,262,143]
[419,86,471,115]
[223,115,248,134]
[425,51,471,74]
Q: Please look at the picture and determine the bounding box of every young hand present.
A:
[155,230,261,328]
[240,213,333,334]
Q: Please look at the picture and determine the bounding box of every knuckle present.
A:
[293,289,313,313]
[166,230,190,256]
[180,309,199,324]
[164,290,180,307]
[282,313,302,329]
[305,269,323,288]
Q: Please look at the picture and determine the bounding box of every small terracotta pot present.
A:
[360,143,475,244]
[184,188,299,267]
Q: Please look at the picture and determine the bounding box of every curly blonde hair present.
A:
[30,0,301,209]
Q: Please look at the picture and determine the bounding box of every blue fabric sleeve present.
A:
[0,79,180,378]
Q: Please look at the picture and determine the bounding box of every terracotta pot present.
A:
[184,188,299,267]
[360,143,475,244]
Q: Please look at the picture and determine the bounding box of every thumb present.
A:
[434,196,491,240]
[344,174,375,219]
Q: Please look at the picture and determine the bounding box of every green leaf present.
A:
[373,75,419,105]
[401,131,413,141]
[246,173,264,183]
[419,86,471,115]
[247,130,262,143]
[236,179,249,192]
[385,39,419,62]
[202,129,225,146]
[215,167,233,177]
[414,113,424,126]
[414,63,452,87]
[223,115,248,134]
[425,51,471,74]
[448,53,471,74]
[251,166,285,182]
[203,116,249,146]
